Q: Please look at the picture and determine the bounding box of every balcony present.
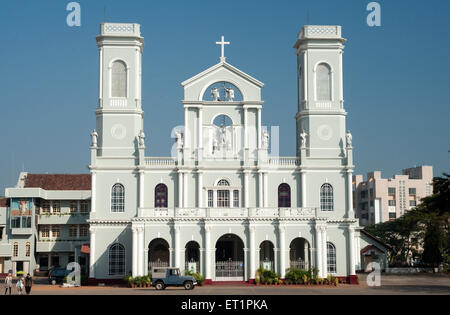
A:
[36,213,89,225]
[36,240,88,252]
[11,228,33,235]
[268,157,300,167]
[0,243,12,256]
[138,207,319,219]
[144,157,177,167]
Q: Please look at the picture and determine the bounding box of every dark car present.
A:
[151,267,196,290]
[48,268,71,284]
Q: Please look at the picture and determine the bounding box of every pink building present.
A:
[353,166,433,226]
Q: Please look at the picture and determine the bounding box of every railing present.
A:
[216,260,244,278]
[290,259,309,270]
[138,207,318,219]
[268,157,300,167]
[144,157,177,166]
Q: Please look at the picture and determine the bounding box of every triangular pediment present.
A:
[181,61,264,88]
[181,61,264,102]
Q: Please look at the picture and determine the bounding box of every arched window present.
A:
[327,242,336,274]
[217,179,230,208]
[278,184,291,208]
[316,63,331,101]
[13,242,18,257]
[320,183,334,211]
[217,179,230,186]
[109,243,125,275]
[111,60,127,98]
[155,184,168,208]
[25,242,31,257]
[111,184,125,213]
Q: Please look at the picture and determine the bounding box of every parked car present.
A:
[151,267,196,290]
[48,268,71,284]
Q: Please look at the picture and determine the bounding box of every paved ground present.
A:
[3,274,449,295]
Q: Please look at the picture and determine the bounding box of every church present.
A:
[87,23,363,284]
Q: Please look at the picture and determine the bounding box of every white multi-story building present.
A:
[1,173,91,276]
[87,23,367,284]
[353,166,434,226]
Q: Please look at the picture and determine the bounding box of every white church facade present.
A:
[88,23,363,284]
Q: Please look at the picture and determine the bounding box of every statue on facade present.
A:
[346,130,352,147]
[262,130,269,149]
[219,125,227,145]
[91,130,98,147]
[138,130,146,147]
[225,87,235,101]
[299,129,307,149]
[211,87,220,101]
[212,138,219,153]
[174,130,183,149]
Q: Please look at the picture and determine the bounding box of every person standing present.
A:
[24,274,33,295]
[4,273,13,295]
[16,276,24,295]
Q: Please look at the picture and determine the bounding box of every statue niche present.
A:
[209,114,238,158]
[203,82,243,102]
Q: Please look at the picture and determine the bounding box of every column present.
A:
[178,171,183,208]
[349,226,356,275]
[91,172,96,213]
[244,107,248,149]
[199,248,204,276]
[184,171,188,208]
[249,225,256,281]
[205,225,212,281]
[304,243,309,270]
[198,171,203,208]
[322,227,327,277]
[174,224,181,269]
[258,172,263,208]
[301,171,306,208]
[279,225,286,278]
[347,171,354,218]
[315,225,322,278]
[89,227,96,278]
[139,171,145,209]
[263,172,268,208]
[138,227,144,276]
[132,227,138,278]
[198,107,203,158]
[244,171,249,208]
[257,108,262,149]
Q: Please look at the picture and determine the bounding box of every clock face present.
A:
[111,124,127,140]
[317,124,333,141]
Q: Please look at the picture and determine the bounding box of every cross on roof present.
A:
[216,35,230,62]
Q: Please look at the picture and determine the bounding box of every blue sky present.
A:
[0,0,449,193]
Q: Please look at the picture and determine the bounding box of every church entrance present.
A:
[185,241,200,274]
[289,238,311,270]
[215,234,244,281]
[148,238,170,273]
[259,241,275,271]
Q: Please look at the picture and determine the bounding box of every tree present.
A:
[365,173,450,269]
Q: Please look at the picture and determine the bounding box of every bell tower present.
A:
[294,25,354,220]
[294,25,347,159]
[94,23,145,161]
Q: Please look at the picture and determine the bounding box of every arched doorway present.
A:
[289,238,311,270]
[185,241,200,274]
[148,238,169,273]
[259,241,275,271]
[215,234,244,281]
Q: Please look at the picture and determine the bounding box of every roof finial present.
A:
[216,35,230,62]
